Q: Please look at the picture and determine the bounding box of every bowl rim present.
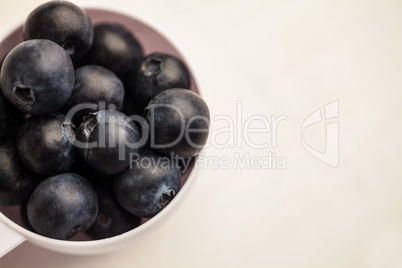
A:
[81,3,206,98]
[0,162,200,247]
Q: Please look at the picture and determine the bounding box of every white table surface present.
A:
[1,0,402,267]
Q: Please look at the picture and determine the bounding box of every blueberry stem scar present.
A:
[143,57,163,76]
[12,85,36,106]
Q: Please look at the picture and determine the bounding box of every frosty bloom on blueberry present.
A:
[0,39,75,116]
[23,0,93,64]
[146,89,210,158]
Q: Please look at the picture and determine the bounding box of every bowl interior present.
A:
[0,7,198,242]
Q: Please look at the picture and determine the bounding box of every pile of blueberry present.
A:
[0,1,209,240]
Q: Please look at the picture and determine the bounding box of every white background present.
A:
[1,0,402,267]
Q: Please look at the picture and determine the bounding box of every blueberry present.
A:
[27,173,98,240]
[127,53,190,114]
[0,89,23,138]
[23,0,93,64]
[20,202,35,232]
[114,150,181,218]
[76,110,140,175]
[0,39,75,116]
[16,113,77,176]
[85,184,141,240]
[0,138,39,205]
[145,89,210,157]
[66,65,125,125]
[81,23,143,84]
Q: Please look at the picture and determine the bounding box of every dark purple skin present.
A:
[66,65,125,125]
[23,0,93,64]
[85,184,141,240]
[81,23,143,84]
[127,53,190,114]
[114,150,181,218]
[16,113,77,176]
[0,138,39,206]
[76,110,140,175]
[27,173,98,240]
[0,89,23,138]
[20,202,35,232]
[0,39,75,116]
[145,89,210,158]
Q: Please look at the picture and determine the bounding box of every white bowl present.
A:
[0,6,200,257]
